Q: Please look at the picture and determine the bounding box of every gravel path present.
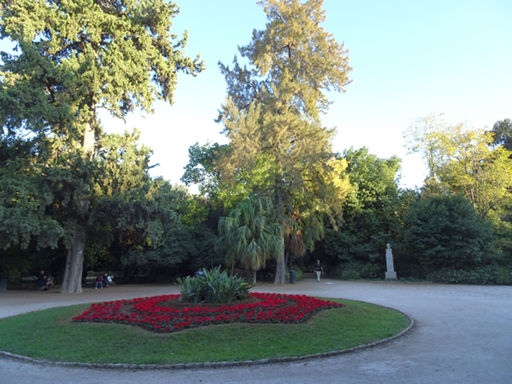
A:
[1,279,511,383]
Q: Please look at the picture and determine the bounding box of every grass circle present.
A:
[0,297,411,366]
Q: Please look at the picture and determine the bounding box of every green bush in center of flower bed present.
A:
[176,266,250,304]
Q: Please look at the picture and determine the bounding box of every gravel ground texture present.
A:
[0,278,511,384]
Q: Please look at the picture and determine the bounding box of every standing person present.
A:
[314,260,324,282]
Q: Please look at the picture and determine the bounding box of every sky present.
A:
[5,0,512,191]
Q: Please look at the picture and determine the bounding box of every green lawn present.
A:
[0,299,410,365]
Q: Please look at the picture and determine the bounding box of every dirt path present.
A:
[1,279,511,384]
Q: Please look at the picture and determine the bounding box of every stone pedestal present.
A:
[385,243,397,280]
[385,271,397,280]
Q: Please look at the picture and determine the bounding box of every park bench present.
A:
[19,275,54,289]
[84,271,117,287]
[85,271,103,287]
[20,275,39,289]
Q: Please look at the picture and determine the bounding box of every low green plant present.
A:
[176,266,249,303]
[331,262,382,280]
[342,269,361,280]
[294,267,303,280]
[287,267,303,282]
[426,265,512,285]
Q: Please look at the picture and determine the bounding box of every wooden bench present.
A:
[85,271,102,287]
[84,271,116,287]
[20,275,39,289]
[20,275,54,290]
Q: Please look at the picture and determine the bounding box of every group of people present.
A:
[95,273,112,289]
[37,270,54,291]
[38,270,113,290]
[37,264,322,291]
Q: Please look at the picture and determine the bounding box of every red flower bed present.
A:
[72,292,343,333]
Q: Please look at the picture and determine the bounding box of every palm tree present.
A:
[217,195,283,284]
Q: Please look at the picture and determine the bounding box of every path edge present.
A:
[0,303,415,370]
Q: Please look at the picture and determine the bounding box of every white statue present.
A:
[385,243,397,280]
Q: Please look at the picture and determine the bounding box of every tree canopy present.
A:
[403,194,495,274]
[219,0,351,122]
[1,0,202,138]
[491,118,512,152]
[405,115,512,221]
[322,148,403,270]
[3,1,509,289]
[212,0,352,283]
[0,0,203,292]
[217,195,283,284]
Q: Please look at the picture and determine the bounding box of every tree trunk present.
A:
[274,241,286,284]
[252,270,257,285]
[83,122,95,159]
[60,224,86,293]
[60,120,94,293]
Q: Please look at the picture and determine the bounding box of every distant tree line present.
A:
[1,0,511,290]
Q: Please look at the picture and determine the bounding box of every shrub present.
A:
[292,267,303,281]
[176,266,249,304]
[331,262,382,280]
[403,195,494,274]
[426,265,512,285]
[285,267,303,282]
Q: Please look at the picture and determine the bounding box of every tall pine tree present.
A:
[216,0,352,283]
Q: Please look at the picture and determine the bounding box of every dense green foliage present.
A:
[177,267,249,304]
[106,180,218,281]
[0,0,202,291]
[403,195,495,275]
[0,1,510,287]
[319,148,404,275]
[491,119,512,152]
[406,115,512,220]
[217,195,283,283]
[181,142,229,204]
[186,0,353,284]
[0,140,62,252]
[426,265,512,285]
[329,261,382,280]
[403,115,512,276]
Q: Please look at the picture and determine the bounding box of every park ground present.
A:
[0,278,511,384]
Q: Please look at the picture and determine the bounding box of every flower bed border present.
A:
[1,301,414,370]
[72,292,343,333]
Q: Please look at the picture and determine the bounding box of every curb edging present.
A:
[0,304,414,370]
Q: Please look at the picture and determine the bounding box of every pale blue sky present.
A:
[4,0,512,190]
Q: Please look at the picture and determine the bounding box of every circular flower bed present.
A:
[72,292,343,333]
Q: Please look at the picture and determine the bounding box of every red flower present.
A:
[72,292,343,333]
